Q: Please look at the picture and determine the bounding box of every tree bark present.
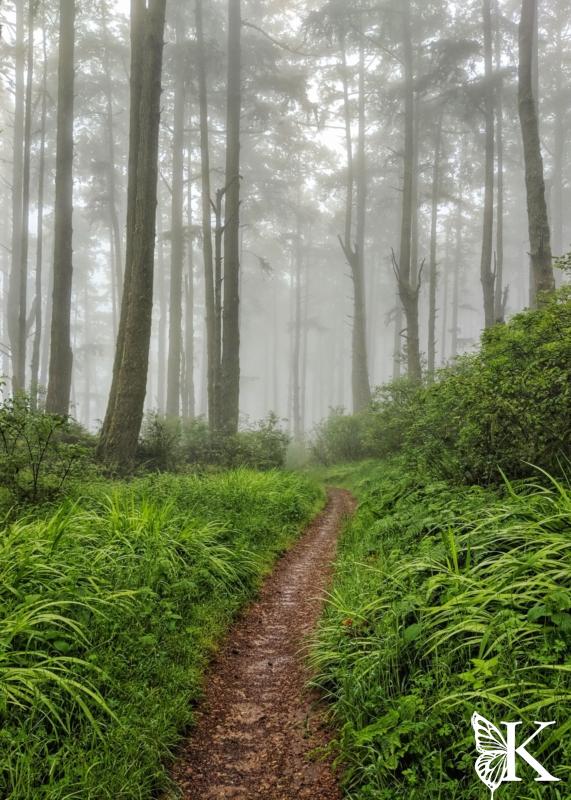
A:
[339,29,371,411]
[518,0,555,302]
[427,113,443,380]
[396,0,422,383]
[195,0,218,428]
[184,129,195,419]
[30,5,48,410]
[8,0,25,393]
[480,0,495,330]
[494,0,506,323]
[46,0,75,415]
[166,8,186,418]
[97,0,167,467]
[220,0,242,433]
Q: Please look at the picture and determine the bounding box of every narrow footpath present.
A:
[171,488,356,800]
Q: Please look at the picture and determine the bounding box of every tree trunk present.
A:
[101,1,124,336]
[292,223,302,441]
[339,29,371,411]
[518,0,555,301]
[220,0,242,433]
[166,8,186,418]
[184,133,195,419]
[195,0,218,428]
[30,6,48,410]
[46,0,75,415]
[494,0,506,323]
[480,0,495,330]
[97,0,167,467]
[550,24,564,258]
[396,0,422,383]
[8,0,25,393]
[427,113,443,380]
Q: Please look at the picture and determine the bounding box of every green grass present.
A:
[0,468,323,799]
[311,458,571,799]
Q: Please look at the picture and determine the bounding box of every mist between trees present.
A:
[0,0,568,467]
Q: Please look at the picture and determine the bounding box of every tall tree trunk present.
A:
[166,9,186,418]
[185,134,195,419]
[195,0,218,428]
[101,1,124,337]
[427,113,443,380]
[339,29,371,411]
[518,0,555,301]
[292,221,302,441]
[220,0,242,433]
[550,24,564,258]
[451,199,462,359]
[46,0,75,415]
[30,6,48,410]
[396,0,422,383]
[157,210,167,413]
[97,0,167,467]
[8,0,25,392]
[480,0,495,329]
[494,0,506,323]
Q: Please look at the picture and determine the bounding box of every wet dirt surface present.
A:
[170,488,356,800]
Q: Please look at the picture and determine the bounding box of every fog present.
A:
[0,0,569,438]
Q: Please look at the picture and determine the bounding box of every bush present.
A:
[312,289,571,484]
[0,394,93,505]
[138,412,290,472]
[311,408,369,465]
[408,290,571,483]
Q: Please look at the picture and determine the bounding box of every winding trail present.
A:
[171,488,356,800]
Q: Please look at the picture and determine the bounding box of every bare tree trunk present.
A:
[518,0,555,302]
[392,293,402,381]
[46,0,75,415]
[101,1,124,336]
[185,134,195,418]
[8,0,25,392]
[292,220,302,440]
[98,0,167,467]
[550,23,564,258]
[480,0,495,329]
[427,113,443,380]
[494,0,506,323]
[195,0,218,428]
[31,3,48,410]
[396,0,422,383]
[338,29,371,411]
[166,8,186,418]
[220,0,242,433]
[451,200,462,359]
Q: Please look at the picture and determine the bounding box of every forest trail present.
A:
[170,488,356,800]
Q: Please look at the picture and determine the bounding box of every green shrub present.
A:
[0,394,93,505]
[138,412,290,472]
[312,408,369,465]
[408,290,571,483]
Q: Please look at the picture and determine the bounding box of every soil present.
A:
[170,487,356,800]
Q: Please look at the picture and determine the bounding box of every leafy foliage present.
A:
[0,469,322,799]
[0,394,93,505]
[137,412,290,472]
[312,291,571,484]
[311,459,571,799]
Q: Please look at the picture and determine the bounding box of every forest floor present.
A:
[169,487,356,800]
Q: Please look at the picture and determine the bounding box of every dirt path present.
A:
[170,488,356,800]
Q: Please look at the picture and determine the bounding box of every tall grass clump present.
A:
[312,460,571,799]
[0,469,322,799]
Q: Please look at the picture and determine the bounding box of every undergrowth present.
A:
[312,459,571,799]
[0,469,322,799]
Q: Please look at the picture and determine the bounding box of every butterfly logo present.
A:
[471,713,560,799]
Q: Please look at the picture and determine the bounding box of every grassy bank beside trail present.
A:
[312,459,571,799]
[0,469,323,800]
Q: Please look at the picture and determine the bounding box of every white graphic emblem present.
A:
[471,713,560,799]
